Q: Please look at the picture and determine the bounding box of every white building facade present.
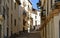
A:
[19,0,32,32]
[30,10,41,30]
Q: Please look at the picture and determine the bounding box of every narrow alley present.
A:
[0,0,60,38]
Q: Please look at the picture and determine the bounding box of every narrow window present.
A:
[14,19,16,26]
[35,16,37,19]
[51,0,52,8]
[11,0,13,9]
[59,20,60,38]
[35,21,37,25]
[14,3,16,9]
[0,0,1,4]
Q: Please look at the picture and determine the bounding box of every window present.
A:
[51,0,55,9]
[43,28,44,37]
[14,3,16,9]
[59,20,60,38]
[43,9,46,16]
[0,6,1,13]
[47,0,49,15]
[23,10,26,16]
[11,0,13,9]
[23,2,26,6]
[11,14,12,25]
[6,5,9,27]
[28,5,29,8]
[14,19,16,26]
[35,16,37,19]
[7,28,9,37]
[45,26,47,38]
[3,7,5,19]
[0,0,1,4]
[51,0,52,8]
[6,5,9,18]
[35,21,37,25]
[4,0,5,5]
[0,25,1,38]
[11,14,12,35]
[23,19,26,26]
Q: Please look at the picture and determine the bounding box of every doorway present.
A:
[59,20,60,38]
[0,25,2,38]
[7,28,9,37]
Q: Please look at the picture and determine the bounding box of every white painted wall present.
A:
[30,11,41,26]
[20,0,24,7]
[20,0,32,12]
[54,15,59,38]
[37,11,41,25]
[30,13,36,26]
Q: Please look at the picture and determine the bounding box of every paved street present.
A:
[12,31,41,38]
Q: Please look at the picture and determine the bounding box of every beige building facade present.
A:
[0,0,20,38]
[39,0,60,38]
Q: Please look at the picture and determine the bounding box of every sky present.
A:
[30,0,39,10]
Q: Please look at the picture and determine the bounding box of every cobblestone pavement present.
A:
[15,31,41,38]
